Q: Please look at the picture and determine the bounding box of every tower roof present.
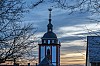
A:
[42,32,57,39]
[37,56,54,66]
[42,8,57,39]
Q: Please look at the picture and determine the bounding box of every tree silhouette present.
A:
[0,0,36,63]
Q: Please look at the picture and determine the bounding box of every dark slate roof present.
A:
[42,32,57,39]
[37,57,54,66]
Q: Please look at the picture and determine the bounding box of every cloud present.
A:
[59,36,85,43]
[64,64,84,66]
[61,52,85,65]
[61,45,86,55]
[75,30,100,36]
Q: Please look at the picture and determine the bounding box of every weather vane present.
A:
[48,8,52,11]
[48,8,52,23]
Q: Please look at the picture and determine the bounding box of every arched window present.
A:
[52,40,55,43]
[48,40,50,44]
[44,40,46,43]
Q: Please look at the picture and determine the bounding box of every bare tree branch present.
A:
[0,0,36,63]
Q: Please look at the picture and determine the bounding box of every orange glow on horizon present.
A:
[60,52,86,65]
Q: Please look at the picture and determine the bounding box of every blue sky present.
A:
[23,0,100,65]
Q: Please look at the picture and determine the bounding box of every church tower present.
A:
[38,9,61,66]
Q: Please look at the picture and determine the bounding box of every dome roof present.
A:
[42,8,57,39]
[42,32,57,39]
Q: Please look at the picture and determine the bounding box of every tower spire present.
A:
[48,8,52,23]
[47,8,53,32]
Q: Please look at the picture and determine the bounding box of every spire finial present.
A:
[47,8,53,32]
[48,8,52,23]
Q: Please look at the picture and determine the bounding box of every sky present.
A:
[22,0,100,65]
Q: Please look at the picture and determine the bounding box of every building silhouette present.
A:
[86,36,100,66]
[38,9,61,66]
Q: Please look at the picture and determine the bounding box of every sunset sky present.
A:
[22,0,100,65]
